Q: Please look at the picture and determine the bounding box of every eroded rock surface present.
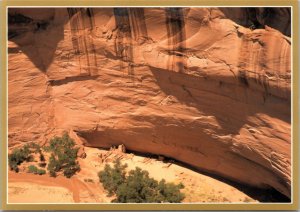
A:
[8,8,291,198]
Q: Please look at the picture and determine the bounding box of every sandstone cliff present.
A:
[8,8,291,198]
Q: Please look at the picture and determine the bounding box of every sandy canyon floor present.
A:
[8,146,258,203]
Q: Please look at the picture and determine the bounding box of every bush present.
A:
[114,167,161,203]
[98,159,127,196]
[37,169,46,175]
[47,154,58,177]
[63,162,80,178]
[98,160,185,203]
[28,165,46,175]
[8,145,31,172]
[46,133,80,178]
[157,179,185,203]
[28,165,38,173]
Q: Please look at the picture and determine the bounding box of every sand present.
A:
[8,182,74,203]
[8,147,256,203]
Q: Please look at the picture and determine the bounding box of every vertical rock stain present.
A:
[67,8,97,76]
[128,8,148,41]
[113,8,134,78]
[165,8,187,73]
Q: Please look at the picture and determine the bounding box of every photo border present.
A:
[1,0,299,210]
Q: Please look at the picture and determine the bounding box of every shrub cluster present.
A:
[8,133,80,178]
[8,143,45,173]
[98,159,185,203]
[8,145,31,172]
[28,165,46,175]
[45,133,80,178]
[98,159,127,196]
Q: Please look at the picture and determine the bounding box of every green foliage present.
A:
[114,167,160,203]
[46,133,80,178]
[157,179,185,203]
[63,161,80,178]
[98,160,185,203]
[8,145,31,172]
[28,165,46,175]
[28,165,38,173]
[47,154,58,177]
[98,159,127,196]
[37,169,46,175]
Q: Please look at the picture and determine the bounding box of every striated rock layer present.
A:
[8,8,291,198]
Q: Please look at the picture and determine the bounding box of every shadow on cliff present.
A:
[155,151,290,202]
[8,8,96,73]
[149,66,291,136]
[219,8,291,37]
[166,153,290,202]
[95,146,290,202]
[8,9,65,72]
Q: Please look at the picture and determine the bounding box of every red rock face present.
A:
[8,8,291,198]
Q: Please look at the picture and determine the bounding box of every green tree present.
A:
[46,133,80,178]
[114,167,161,203]
[98,159,127,196]
[98,160,185,203]
[63,161,80,178]
[8,145,31,172]
[47,154,59,177]
[157,179,185,203]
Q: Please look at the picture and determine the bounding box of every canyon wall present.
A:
[8,8,291,198]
